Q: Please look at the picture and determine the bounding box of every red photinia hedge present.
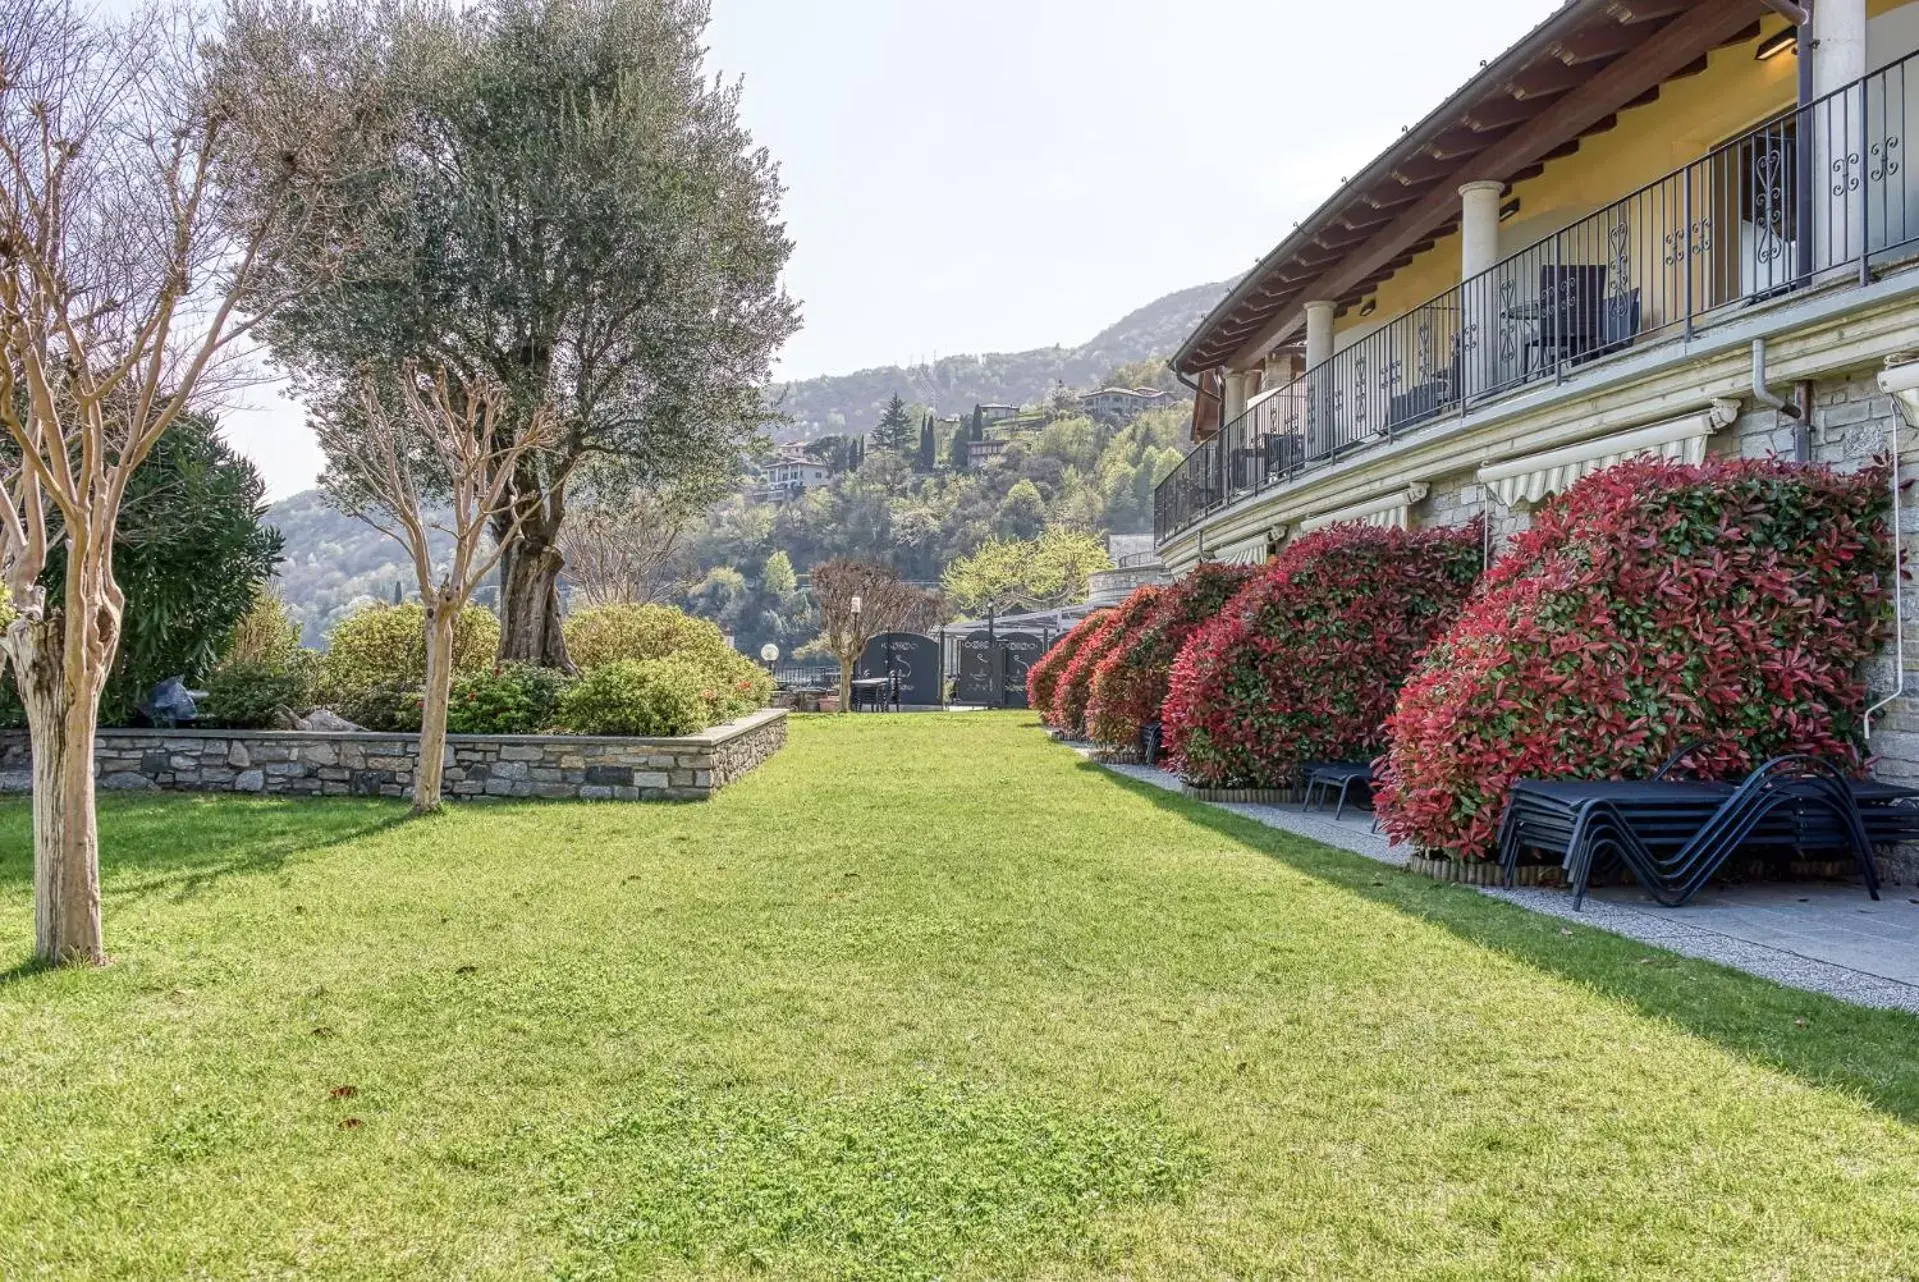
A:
[1376,456,1893,860]
[1027,610,1108,726]
[1163,521,1484,789]
[1086,561,1259,747]
[1052,586,1164,737]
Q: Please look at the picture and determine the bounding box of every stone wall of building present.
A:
[0,708,787,803]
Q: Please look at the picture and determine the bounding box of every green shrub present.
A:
[564,603,731,670]
[335,684,425,734]
[700,648,775,722]
[222,588,305,667]
[200,654,321,729]
[318,602,498,727]
[446,663,572,734]
[557,658,711,737]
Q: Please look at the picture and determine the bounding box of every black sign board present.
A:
[855,632,942,706]
[996,632,1045,709]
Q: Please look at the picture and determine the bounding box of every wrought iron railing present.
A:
[1155,51,1919,543]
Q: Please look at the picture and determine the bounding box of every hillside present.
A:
[264,280,1225,641]
[768,280,1229,440]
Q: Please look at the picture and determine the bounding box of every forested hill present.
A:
[769,280,1230,441]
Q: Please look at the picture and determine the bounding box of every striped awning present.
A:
[1477,400,1741,508]
[1297,484,1429,533]
[1207,529,1280,565]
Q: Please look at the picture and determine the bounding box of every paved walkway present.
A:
[1095,759,1919,1015]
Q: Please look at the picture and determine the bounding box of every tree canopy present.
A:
[239,0,800,666]
[941,528,1112,618]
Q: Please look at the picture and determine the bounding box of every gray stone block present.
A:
[579,785,614,800]
[234,769,264,793]
[101,772,155,790]
[585,765,633,787]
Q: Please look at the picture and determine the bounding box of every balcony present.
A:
[1156,51,1919,544]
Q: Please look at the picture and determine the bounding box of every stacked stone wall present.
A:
[0,708,787,803]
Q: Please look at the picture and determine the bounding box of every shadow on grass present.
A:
[1083,761,1919,1126]
[0,794,410,904]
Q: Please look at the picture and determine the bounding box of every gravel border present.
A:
[1094,757,1919,1015]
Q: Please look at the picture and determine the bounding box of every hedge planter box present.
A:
[0,708,786,803]
[1182,783,1301,806]
[1407,855,1562,887]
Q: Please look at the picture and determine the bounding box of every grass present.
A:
[2,712,1919,1278]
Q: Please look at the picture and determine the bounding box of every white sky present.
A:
[203,0,1562,497]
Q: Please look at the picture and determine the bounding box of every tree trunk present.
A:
[415,604,458,814]
[498,528,571,670]
[838,659,852,715]
[9,613,106,966]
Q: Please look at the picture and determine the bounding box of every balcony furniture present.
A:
[1263,432,1305,480]
[1588,288,1643,361]
[1494,752,1919,909]
[1302,761,1377,823]
[1522,264,1609,376]
[1387,375,1456,431]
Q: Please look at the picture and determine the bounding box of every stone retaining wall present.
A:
[0,707,786,803]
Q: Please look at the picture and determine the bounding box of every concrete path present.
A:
[1094,758,1919,1015]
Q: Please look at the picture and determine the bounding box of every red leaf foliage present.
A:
[1050,587,1165,737]
[1026,610,1108,726]
[1376,456,1893,860]
[1085,562,1258,746]
[1163,522,1484,788]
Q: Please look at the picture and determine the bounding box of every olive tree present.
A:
[243,0,799,669]
[0,0,373,963]
[316,364,555,813]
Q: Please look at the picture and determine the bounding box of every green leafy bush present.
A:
[221,588,306,668]
[336,685,425,734]
[318,602,499,730]
[199,654,321,729]
[446,663,572,734]
[557,658,711,737]
[564,603,732,670]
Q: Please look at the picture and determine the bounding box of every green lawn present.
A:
[3,713,1919,1278]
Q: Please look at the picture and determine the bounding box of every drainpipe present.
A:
[1750,338,1803,421]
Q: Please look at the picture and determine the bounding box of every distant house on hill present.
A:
[752,446,832,499]
[977,403,1021,426]
[1079,387,1169,421]
[966,437,1010,467]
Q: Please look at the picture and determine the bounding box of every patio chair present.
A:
[1302,761,1375,822]
[1524,264,1608,373]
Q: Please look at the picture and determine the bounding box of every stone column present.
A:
[1303,301,1336,457]
[1813,0,1868,265]
[1458,180,1505,395]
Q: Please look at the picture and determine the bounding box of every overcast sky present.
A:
[208,0,1562,497]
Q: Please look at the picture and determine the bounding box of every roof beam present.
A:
[1222,0,1768,369]
[1760,0,1809,25]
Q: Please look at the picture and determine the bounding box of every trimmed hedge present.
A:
[1051,587,1164,738]
[1086,562,1257,748]
[1377,457,1893,859]
[1164,522,1483,789]
[1027,611,1107,727]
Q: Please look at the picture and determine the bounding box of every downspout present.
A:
[1749,338,1802,421]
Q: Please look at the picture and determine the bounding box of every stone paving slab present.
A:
[1092,756,1919,1015]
